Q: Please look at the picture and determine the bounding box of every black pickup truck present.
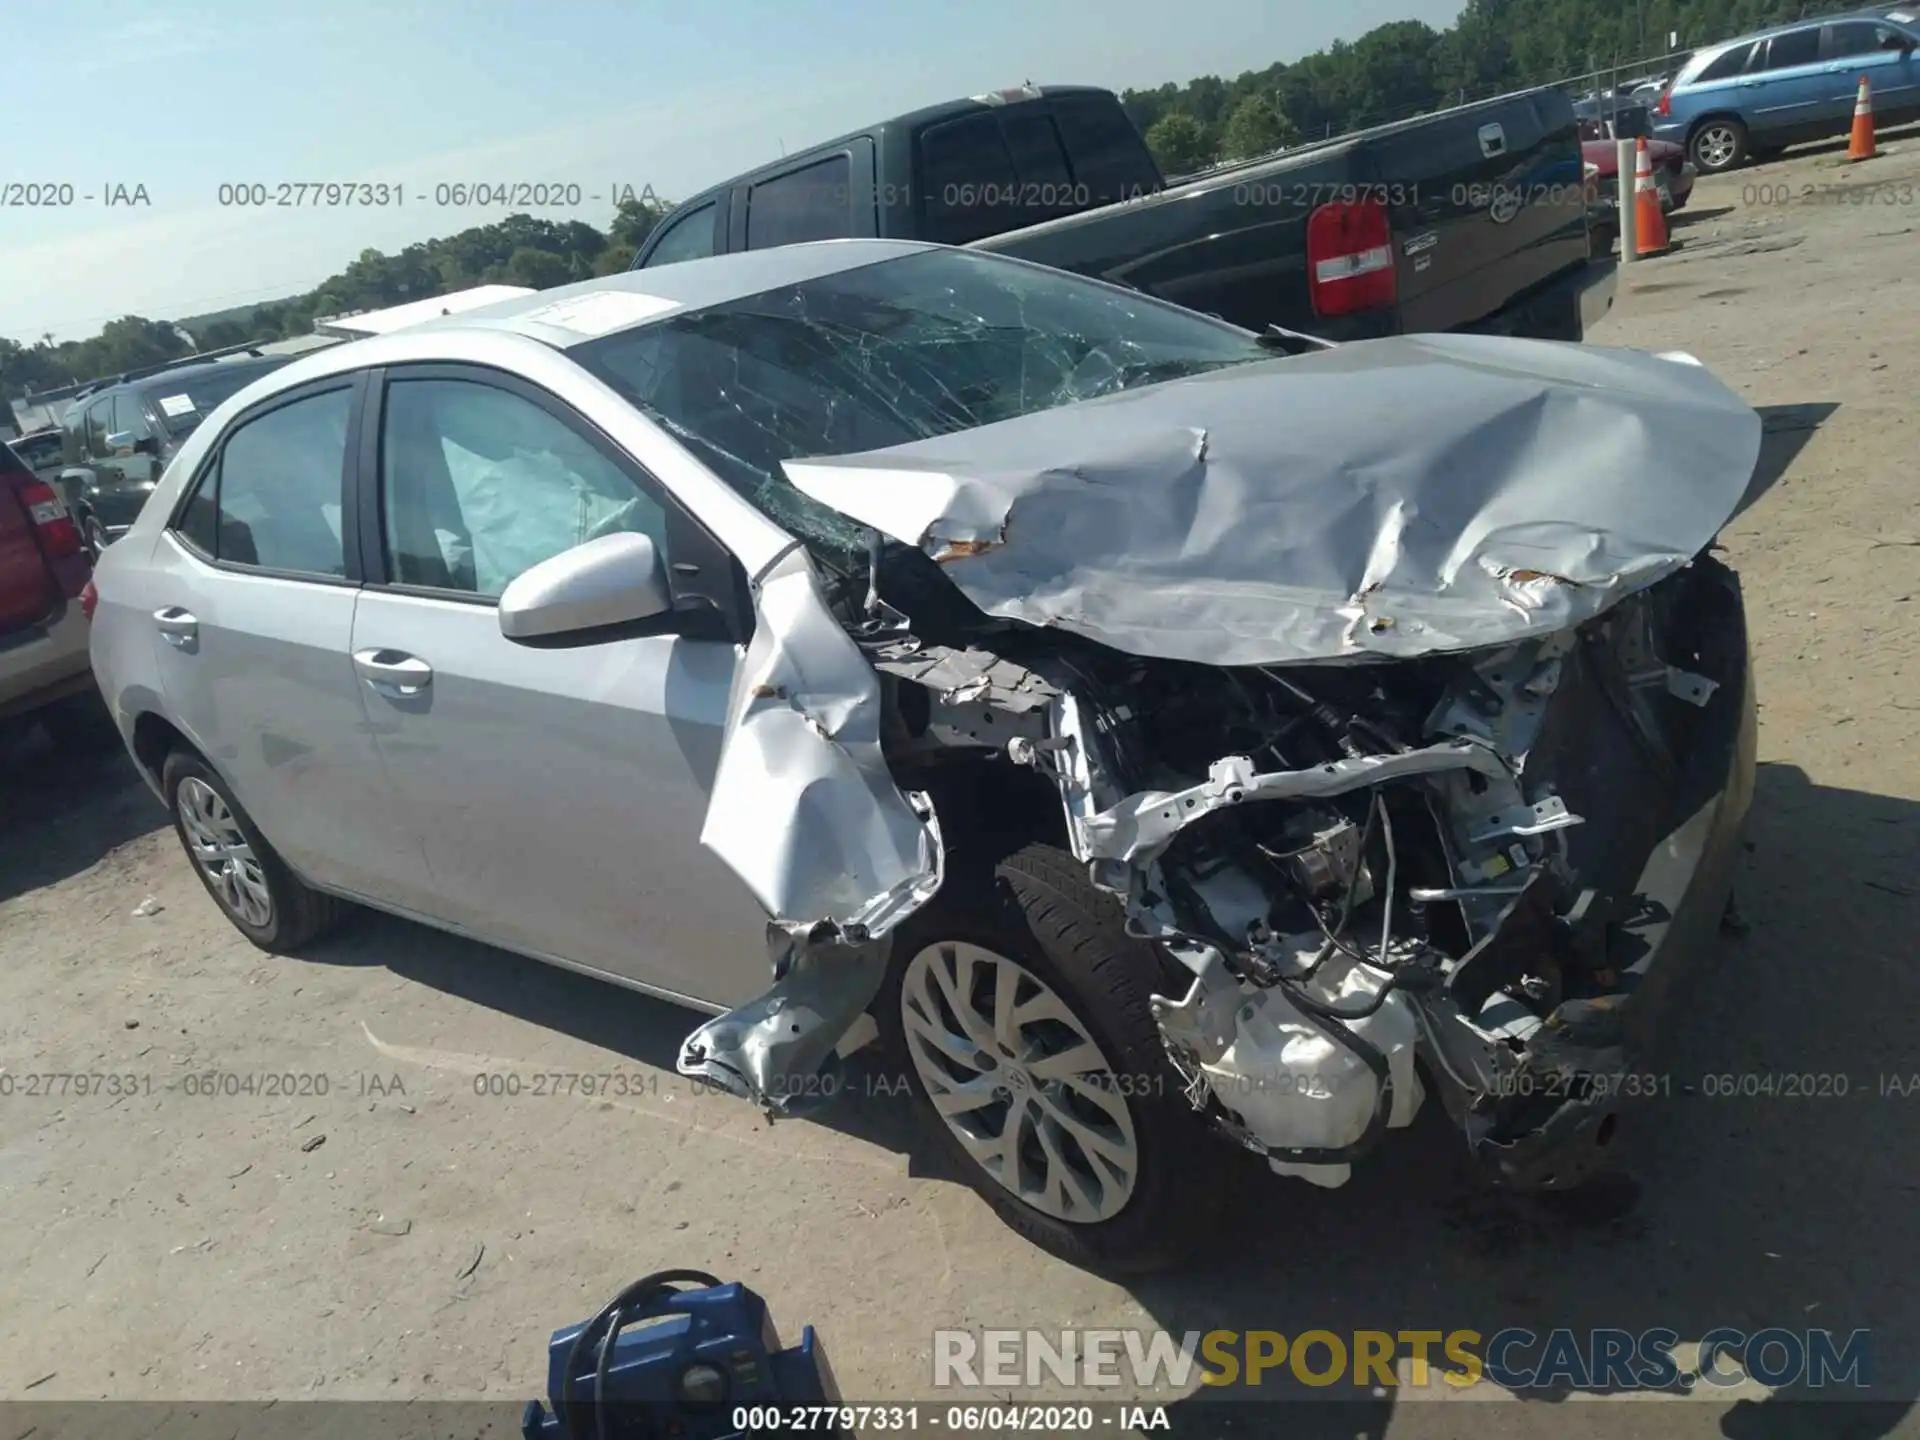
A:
[630,83,1617,343]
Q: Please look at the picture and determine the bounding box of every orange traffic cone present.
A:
[1847,75,1877,161]
[1633,137,1670,257]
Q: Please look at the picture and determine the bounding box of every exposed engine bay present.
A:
[675,331,1762,1193]
[681,535,1752,1192]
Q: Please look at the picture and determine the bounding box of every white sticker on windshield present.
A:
[516,290,681,337]
[158,393,197,417]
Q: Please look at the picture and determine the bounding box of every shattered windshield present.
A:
[575,248,1270,571]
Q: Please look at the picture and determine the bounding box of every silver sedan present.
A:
[89,239,1761,1271]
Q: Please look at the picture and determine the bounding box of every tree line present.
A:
[1125,0,1829,172]
[2,198,671,401]
[1,0,1834,401]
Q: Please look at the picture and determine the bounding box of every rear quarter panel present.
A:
[86,527,170,785]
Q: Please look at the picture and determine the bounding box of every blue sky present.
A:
[3,0,1465,342]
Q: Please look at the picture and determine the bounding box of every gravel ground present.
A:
[3,125,1918,1438]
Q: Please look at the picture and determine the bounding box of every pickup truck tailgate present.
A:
[1368,90,1590,336]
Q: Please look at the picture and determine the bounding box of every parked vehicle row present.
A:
[53,354,294,554]
[629,82,1617,345]
[89,243,1761,1270]
[1654,9,1920,173]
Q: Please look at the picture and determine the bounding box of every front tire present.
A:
[1690,116,1749,174]
[878,842,1230,1273]
[162,749,345,952]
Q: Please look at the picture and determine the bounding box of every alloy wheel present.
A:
[176,777,273,928]
[900,940,1139,1223]
[1696,124,1738,170]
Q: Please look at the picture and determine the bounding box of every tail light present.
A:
[1306,198,1397,319]
[19,480,82,559]
[1656,88,1672,117]
[81,579,99,620]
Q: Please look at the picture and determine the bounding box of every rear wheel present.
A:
[162,749,346,952]
[879,842,1230,1273]
[1690,117,1749,174]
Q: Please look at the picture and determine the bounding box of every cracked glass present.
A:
[576,248,1271,572]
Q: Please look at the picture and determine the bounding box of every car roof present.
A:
[1694,8,1903,59]
[408,238,943,348]
[132,355,286,391]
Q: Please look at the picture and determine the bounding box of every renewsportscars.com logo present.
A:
[933,1327,1872,1393]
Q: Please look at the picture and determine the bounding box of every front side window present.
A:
[379,377,666,598]
[211,388,352,576]
[111,392,151,443]
[576,247,1270,571]
[85,398,115,458]
[643,202,718,267]
[744,156,852,249]
[1828,21,1907,57]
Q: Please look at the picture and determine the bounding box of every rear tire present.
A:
[162,749,346,953]
[1689,116,1749,174]
[878,841,1232,1273]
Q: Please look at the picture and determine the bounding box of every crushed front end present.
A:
[992,552,1755,1190]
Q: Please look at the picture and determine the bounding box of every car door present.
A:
[146,373,421,905]
[99,391,162,535]
[79,396,125,531]
[346,364,770,1007]
[1823,20,1920,124]
[1741,27,1829,140]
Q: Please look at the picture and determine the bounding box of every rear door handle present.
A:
[353,647,433,697]
[153,606,198,648]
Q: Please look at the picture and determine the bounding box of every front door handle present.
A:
[153,606,198,648]
[353,647,433,697]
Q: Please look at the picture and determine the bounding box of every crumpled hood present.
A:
[784,332,1762,666]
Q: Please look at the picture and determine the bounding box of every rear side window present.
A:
[744,156,852,249]
[1759,28,1820,71]
[919,113,1019,245]
[1693,43,1756,82]
[1051,97,1159,204]
[643,202,718,267]
[197,388,352,576]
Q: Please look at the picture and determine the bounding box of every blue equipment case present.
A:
[524,1274,843,1439]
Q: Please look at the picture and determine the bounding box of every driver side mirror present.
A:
[498,531,673,645]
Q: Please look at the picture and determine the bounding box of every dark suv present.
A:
[58,355,292,551]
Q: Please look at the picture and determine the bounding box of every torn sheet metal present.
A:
[698,544,943,941]
[678,925,892,1112]
[1074,740,1512,868]
[784,335,1761,667]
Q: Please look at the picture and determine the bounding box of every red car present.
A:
[1582,128,1696,213]
[1,437,104,749]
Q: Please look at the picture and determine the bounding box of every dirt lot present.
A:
[3,127,1919,1438]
